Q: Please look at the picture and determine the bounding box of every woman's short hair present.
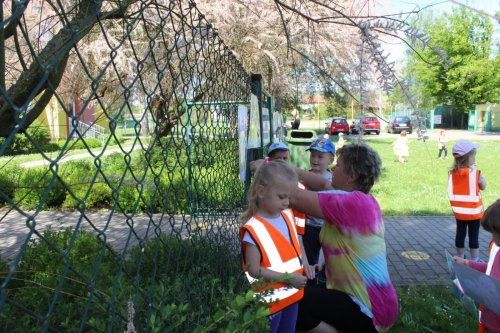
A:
[481,199,500,235]
[337,142,382,194]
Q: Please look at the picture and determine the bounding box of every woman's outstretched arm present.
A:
[290,187,325,220]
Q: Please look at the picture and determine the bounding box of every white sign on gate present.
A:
[434,115,442,125]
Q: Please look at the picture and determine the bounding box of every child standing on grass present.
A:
[337,132,345,149]
[240,160,313,333]
[448,141,487,262]
[393,130,409,163]
[437,129,449,160]
[303,138,335,286]
[453,199,500,333]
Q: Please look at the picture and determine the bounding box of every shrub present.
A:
[1,229,261,332]
[0,164,22,206]
[0,228,122,332]
[63,180,113,210]
[41,142,61,153]
[57,138,102,151]
[0,126,52,155]
[60,160,113,210]
[108,131,125,146]
[13,167,66,210]
[194,287,269,333]
[125,235,252,332]
[71,137,102,150]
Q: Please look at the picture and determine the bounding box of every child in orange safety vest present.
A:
[448,141,487,262]
[240,159,315,332]
[454,200,500,333]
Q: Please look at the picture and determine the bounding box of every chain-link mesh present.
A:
[0,1,263,331]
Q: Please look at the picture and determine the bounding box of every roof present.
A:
[300,96,326,104]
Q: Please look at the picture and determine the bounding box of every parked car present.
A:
[351,115,380,135]
[349,118,360,134]
[326,117,350,135]
[388,115,413,134]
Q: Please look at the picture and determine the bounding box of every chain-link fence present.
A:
[0,1,276,331]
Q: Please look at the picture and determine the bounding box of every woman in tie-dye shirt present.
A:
[290,142,398,333]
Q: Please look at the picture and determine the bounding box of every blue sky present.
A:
[371,0,499,60]
[374,0,499,17]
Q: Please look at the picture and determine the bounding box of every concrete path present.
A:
[0,210,491,286]
[19,145,141,168]
[384,216,490,285]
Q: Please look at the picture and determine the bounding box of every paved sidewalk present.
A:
[0,211,491,286]
[384,216,490,285]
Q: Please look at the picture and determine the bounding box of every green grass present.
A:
[335,137,500,216]
[392,285,477,333]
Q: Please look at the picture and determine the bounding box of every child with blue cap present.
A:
[267,142,290,162]
[303,137,335,286]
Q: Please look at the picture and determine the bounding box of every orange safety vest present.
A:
[293,183,306,235]
[240,209,304,314]
[448,168,484,221]
[478,242,499,333]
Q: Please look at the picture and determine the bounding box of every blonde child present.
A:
[448,141,487,262]
[437,129,448,159]
[337,132,345,149]
[393,130,409,163]
[303,138,335,286]
[453,199,500,333]
[240,160,312,332]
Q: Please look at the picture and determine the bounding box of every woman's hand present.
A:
[303,264,316,280]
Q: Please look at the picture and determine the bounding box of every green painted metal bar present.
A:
[186,101,248,106]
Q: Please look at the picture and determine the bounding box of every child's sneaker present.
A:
[471,257,485,263]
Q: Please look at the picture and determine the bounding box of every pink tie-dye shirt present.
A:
[318,190,398,332]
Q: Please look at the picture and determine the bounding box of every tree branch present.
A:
[0,0,141,137]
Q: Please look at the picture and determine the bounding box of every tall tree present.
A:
[0,0,446,137]
[408,7,499,127]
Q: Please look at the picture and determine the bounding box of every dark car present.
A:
[326,117,350,135]
[351,115,380,135]
[388,115,413,134]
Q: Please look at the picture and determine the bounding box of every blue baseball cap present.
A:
[267,142,289,156]
[307,138,335,156]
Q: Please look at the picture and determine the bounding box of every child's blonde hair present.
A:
[241,159,298,224]
[481,199,500,235]
[400,131,407,137]
[451,149,476,172]
[440,129,446,136]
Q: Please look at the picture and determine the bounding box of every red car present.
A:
[325,117,350,135]
[351,115,380,135]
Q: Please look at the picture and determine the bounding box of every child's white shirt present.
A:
[242,214,291,246]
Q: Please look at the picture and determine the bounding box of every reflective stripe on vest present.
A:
[448,168,484,220]
[294,183,306,235]
[293,210,306,235]
[486,243,499,276]
[240,209,304,314]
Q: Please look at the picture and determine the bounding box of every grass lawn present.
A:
[393,285,477,332]
[336,137,500,216]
